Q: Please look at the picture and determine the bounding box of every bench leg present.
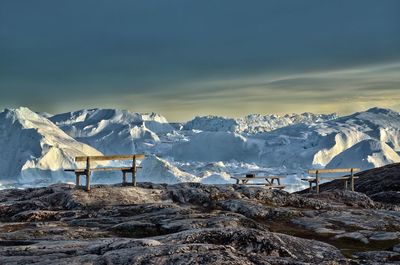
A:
[85,172,91,192]
[309,182,313,193]
[351,173,355,192]
[75,173,80,187]
[131,157,137,187]
[265,178,272,186]
[122,172,127,185]
[344,180,348,190]
[85,157,91,192]
[131,171,136,187]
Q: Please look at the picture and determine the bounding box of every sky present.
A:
[1,0,400,121]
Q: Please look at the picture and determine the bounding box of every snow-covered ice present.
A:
[0,106,399,192]
[0,107,102,185]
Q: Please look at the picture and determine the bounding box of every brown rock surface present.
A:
[0,182,399,264]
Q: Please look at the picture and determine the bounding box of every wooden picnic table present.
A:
[231,175,286,189]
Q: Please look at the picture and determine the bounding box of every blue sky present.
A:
[1,0,399,121]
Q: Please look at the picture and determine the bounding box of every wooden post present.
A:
[350,168,355,192]
[122,171,127,185]
[309,181,313,192]
[132,156,137,187]
[75,173,80,187]
[316,170,320,194]
[344,179,348,190]
[85,157,91,192]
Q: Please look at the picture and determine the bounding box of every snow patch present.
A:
[138,155,200,184]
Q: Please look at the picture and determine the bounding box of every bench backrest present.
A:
[308,168,360,174]
[75,154,145,162]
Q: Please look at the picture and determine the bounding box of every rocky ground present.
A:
[0,179,399,265]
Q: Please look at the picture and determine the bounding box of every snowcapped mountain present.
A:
[259,107,400,169]
[183,112,337,133]
[0,106,399,191]
[50,109,174,155]
[326,139,400,170]
[237,112,338,134]
[171,131,262,163]
[183,116,238,132]
[0,107,102,184]
[173,108,400,173]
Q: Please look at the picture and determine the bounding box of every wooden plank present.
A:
[75,154,145,162]
[65,169,82,172]
[301,178,316,182]
[264,184,285,188]
[237,183,286,188]
[308,168,360,174]
[238,183,272,185]
[65,166,142,173]
[302,176,359,181]
[91,167,133,172]
[256,176,286,179]
[232,176,286,180]
[265,185,285,189]
[320,176,360,180]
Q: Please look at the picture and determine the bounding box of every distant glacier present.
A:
[0,106,399,192]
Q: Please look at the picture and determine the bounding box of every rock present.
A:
[369,231,400,241]
[11,210,60,222]
[111,220,160,237]
[304,190,376,209]
[292,217,332,232]
[370,191,400,205]
[314,228,345,235]
[218,199,300,220]
[1,183,400,264]
[393,244,400,253]
[156,228,346,263]
[334,232,369,244]
[353,251,400,263]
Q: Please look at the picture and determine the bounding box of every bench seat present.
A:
[65,154,145,191]
[232,176,285,180]
[303,167,360,194]
[301,176,360,182]
[65,166,142,173]
[235,183,286,189]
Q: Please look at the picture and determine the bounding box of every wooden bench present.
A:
[65,154,145,191]
[301,168,360,194]
[232,172,286,189]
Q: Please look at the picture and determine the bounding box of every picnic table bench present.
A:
[301,168,360,194]
[231,172,286,189]
[65,154,145,191]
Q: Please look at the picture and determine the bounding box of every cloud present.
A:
[0,1,399,119]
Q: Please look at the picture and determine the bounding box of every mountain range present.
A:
[0,106,399,191]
